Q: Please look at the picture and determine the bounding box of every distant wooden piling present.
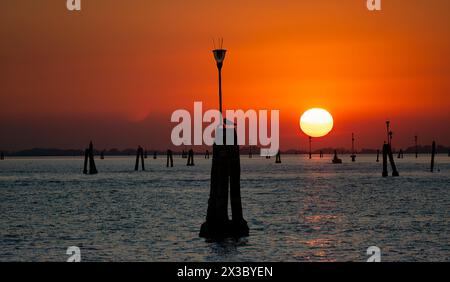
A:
[415,135,418,158]
[187,149,195,166]
[387,145,399,176]
[153,151,157,159]
[0,152,4,160]
[431,141,436,173]
[83,141,98,174]
[350,133,356,162]
[376,149,380,162]
[166,149,173,167]
[382,143,399,177]
[382,121,399,177]
[332,150,342,164]
[135,146,145,171]
[249,146,252,158]
[182,150,187,159]
[397,149,404,159]
[275,151,281,163]
[205,150,210,159]
[319,151,323,158]
[308,136,312,159]
[100,150,105,160]
[144,150,148,159]
[382,144,388,177]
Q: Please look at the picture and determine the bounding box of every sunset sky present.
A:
[1,0,449,151]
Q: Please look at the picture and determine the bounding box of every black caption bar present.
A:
[0,262,445,281]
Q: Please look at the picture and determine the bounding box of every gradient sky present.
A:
[1,0,449,151]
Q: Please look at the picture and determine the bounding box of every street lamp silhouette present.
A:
[200,41,249,240]
[213,46,226,117]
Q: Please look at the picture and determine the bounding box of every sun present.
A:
[300,108,334,138]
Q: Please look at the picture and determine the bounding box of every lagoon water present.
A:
[0,155,449,262]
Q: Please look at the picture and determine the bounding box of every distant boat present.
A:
[332,150,342,164]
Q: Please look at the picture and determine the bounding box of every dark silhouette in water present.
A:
[205,150,210,159]
[383,121,399,177]
[0,151,4,160]
[308,136,312,159]
[376,149,380,162]
[319,150,323,158]
[166,149,173,167]
[397,149,404,159]
[332,150,342,164]
[275,150,281,163]
[100,150,105,160]
[350,133,356,162]
[431,141,436,173]
[200,128,249,239]
[200,44,249,240]
[144,150,148,159]
[83,141,98,174]
[415,135,418,158]
[135,146,145,171]
[181,150,187,159]
[382,143,399,177]
[153,151,157,159]
[186,149,195,166]
[249,146,253,158]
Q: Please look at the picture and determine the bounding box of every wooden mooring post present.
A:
[166,149,173,167]
[135,146,145,171]
[431,141,436,173]
[83,141,98,174]
[186,149,195,166]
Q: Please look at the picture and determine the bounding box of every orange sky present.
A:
[1,0,449,150]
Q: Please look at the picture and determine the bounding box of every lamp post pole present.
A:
[218,62,223,115]
[213,48,227,122]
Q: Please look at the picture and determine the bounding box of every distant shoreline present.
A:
[1,146,448,157]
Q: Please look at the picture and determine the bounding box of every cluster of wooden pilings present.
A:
[382,143,399,177]
[83,141,98,174]
[186,149,195,166]
[135,146,145,171]
[275,151,281,163]
[200,128,249,239]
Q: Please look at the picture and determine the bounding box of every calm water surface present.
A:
[0,155,449,261]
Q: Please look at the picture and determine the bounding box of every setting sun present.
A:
[300,108,334,138]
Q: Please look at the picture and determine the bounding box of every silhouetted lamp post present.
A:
[200,43,249,240]
[213,48,226,116]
